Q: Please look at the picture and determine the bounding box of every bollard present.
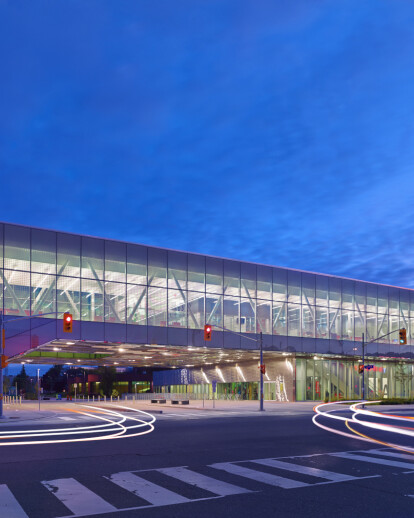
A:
[111,395,113,403]
[87,395,89,402]
[104,395,106,403]
[19,396,22,405]
[92,395,95,402]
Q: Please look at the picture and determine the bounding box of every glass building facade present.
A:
[1,222,413,401]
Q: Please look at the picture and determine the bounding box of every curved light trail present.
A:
[0,405,156,446]
[313,400,414,455]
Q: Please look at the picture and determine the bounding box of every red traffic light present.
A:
[63,313,73,333]
[204,324,212,341]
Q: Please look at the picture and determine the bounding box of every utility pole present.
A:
[0,317,4,419]
[260,332,264,411]
[37,368,40,411]
[362,332,365,401]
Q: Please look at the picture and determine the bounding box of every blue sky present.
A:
[1,0,414,296]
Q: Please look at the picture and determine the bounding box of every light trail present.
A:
[312,400,414,454]
[0,405,156,446]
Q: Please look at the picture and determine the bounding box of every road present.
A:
[0,402,413,517]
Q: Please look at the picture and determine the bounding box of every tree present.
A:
[13,365,33,396]
[42,365,65,393]
[99,367,116,397]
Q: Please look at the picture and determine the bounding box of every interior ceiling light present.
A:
[53,347,60,351]
[118,348,125,352]
[144,356,152,359]
[66,342,75,345]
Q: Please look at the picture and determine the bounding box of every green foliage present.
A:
[98,367,116,397]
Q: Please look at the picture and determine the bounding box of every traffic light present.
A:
[63,313,73,333]
[399,328,407,345]
[260,364,266,375]
[1,355,8,369]
[358,364,364,374]
[204,324,212,341]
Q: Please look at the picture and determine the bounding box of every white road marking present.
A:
[157,466,251,496]
[210,462,309,489]
[108,471,190,505]
[42,478,116,515]
[0,485,29,518]
[252,458,358,482]
[331,452,414,470]
[364,449,414,462]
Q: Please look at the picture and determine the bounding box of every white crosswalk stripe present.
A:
[42,478,116,515]
[363,449,414,462]
[108,471,191,505]
[210,462,309,489]
[5,447,414,517]
[330,452,414,470]
[0,484,29,518]
[157,466,251,496]
[251,458,358,482]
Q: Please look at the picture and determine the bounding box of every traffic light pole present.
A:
[260,332,264,412]
[206,324,266,411]
[360,327,406,402]
[0,311,58,419]
[0,317,4,419]
[362,332,365,402]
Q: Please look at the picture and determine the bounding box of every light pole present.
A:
[260,332,264,411]
[37,368,40,411]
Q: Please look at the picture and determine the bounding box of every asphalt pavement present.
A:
[0,401,413,517]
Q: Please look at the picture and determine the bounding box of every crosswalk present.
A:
[2,448,414,517]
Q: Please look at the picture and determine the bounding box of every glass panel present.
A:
[168,251,187,290]
[366,313,377,341]
[31,229,56,275]
[126,284,146,325]
[148,287,167,326]
[316,276,328,307]
[341,310,354,340]
[388,288,399,316]
[273,301,286,335]
[57,233,81,277]
[288,271,301,304]
[329,278,341,309]
[302,273,315,306]
[206,257,223,294]
[316,307,328,339]
[240,297,255,333]
[241,263,256,299]
[224,295,239,332]
[4,270,30,316]
[0,223,3,268]
[257,299,271,334]
[206,293,222,327]
[81,278,104,322]
[104,281,126,322]
[105,241,126,283]
[224,261,240,297]
[329,308,341,339]
[187,291,204,329]
[354,311,365,342]
[367,284,377,313]
[377,312,388,341]
[148,248,167,287]
[377,286,388,314]
[168,288,186,327]
[127,244,147,285]
[288,303,301,336]
[257,266,271,300]
[188,254,204,293]
[355,282,366,312]
[57,277,81,319]
[82,237,104,280]
[31,273,56,317]
[273,268,287,302]
[4,224,30,271]
[341,280,354,311]
[302,305,315,338]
